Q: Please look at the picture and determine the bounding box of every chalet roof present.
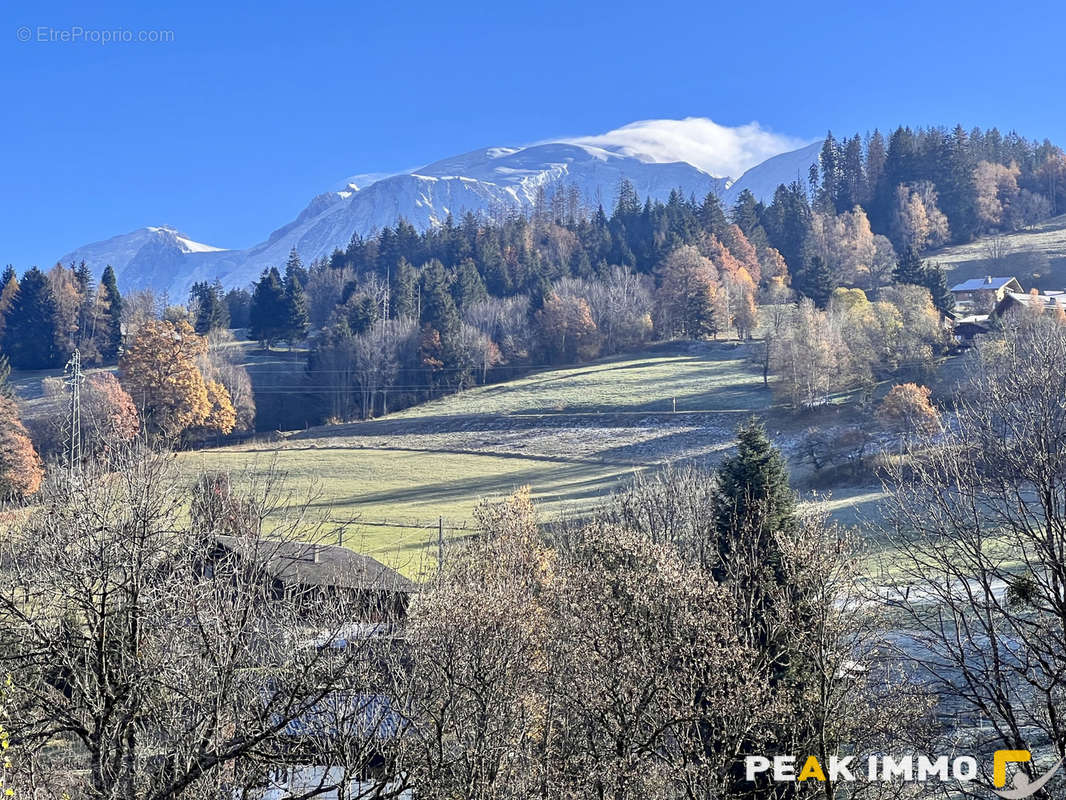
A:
[950,276,1019,292]
[1000,291,1066,309]
[212,536,413,594]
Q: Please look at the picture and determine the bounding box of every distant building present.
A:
[994,290,1066,318]
[950,276,1023,311]
[205,536,414,620]
[952,314,993,342]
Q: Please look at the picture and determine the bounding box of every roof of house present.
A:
[950,276,1020,292]
[212,536,414,594]
[1000,291,1066,309]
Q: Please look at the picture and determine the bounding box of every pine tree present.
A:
[391,258,418,319]
[282,256,310,344]
[190,281,229,335]
[0,267,17,344]
[451,259,487,311]
[224,289,252,329]
[699,192,729,237]
[249,268,286,346]
[3,267,60,370]
[922,262,955,315]
[731,190,763,235]
[712,417,798,669]
[99,265,123,362]
[420,260,459,336]
[892,247,927,286]
[794,255,834,309]
[713,418,796,550]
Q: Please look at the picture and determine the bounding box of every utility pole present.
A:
[64,348,83,479]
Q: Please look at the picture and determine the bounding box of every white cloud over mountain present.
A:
[60,119,822,294]
[564,117,813,179]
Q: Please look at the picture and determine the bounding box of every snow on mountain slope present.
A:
[722,142,821,204]
[59,139,818,296]
[59,226,230,295]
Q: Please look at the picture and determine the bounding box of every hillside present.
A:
[929,213,1066,290]
[183,340,886,575]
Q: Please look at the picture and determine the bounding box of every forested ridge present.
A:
[1,123,1064,446]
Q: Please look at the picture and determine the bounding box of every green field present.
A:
[183,341,783,573]
[930,213,1066,289]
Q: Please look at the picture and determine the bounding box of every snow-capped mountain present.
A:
[725,141,822,203]
[59,138,819,296]
[59,226,228,296]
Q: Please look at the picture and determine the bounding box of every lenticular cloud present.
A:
[566,117,812,180]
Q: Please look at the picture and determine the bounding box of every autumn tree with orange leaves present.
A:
[120,320,235,438]
[536,291,599,364]
[877,382,941,435]
[0,395,43,498]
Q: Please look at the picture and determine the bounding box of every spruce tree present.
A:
[99,265,124,362]
[699,192,729,236]
[282,256,310,344]
[892,247,927,286]
[713,418,796,554]
[451,259,487,311]
[712,418,799,674]
[795,255,834,308]
[0,267,18,343]
[390,258,418,319]
[224,289,252,329]
[419,261,457,333]
[923,262,956,315]
[190,281,230,334]
[731,189,763,236]
[249,268,286,347]
[3,267,60,370]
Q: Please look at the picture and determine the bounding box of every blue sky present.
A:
[3,0,1066,269]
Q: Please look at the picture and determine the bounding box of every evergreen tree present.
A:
[283,247,308,288]
[0,267,17,343]
[816,131,842,212]
[3,267,60,370]
[224,288,252,329]
[892,247,927,286]
[283,255,310,344]
[712,418,801,684]
[345,295,379,335]
[451,258,487,311]
[840,134,867,209]
[420,260,459,338]
[99,265,123,362]
[731,190,763,235]
[390,258,418,319]
[763,183,813,277]
[190,280,230,334]
[794,255,834,309]
[713,418,796,569]
[698,192,729,237]
[249,267,286,346]
[923,262,956,315]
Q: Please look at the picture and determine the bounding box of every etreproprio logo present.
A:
[745,750,1063,798]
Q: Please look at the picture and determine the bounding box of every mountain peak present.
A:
[58,132,819,296]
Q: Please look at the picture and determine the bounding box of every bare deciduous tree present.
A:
[882,313,1066,796]
[0,451,407,799]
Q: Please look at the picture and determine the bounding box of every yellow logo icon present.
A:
[992,750,1063,799]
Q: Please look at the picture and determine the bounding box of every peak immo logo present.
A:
[991,751,1063,799]
[746,750,1063,798]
